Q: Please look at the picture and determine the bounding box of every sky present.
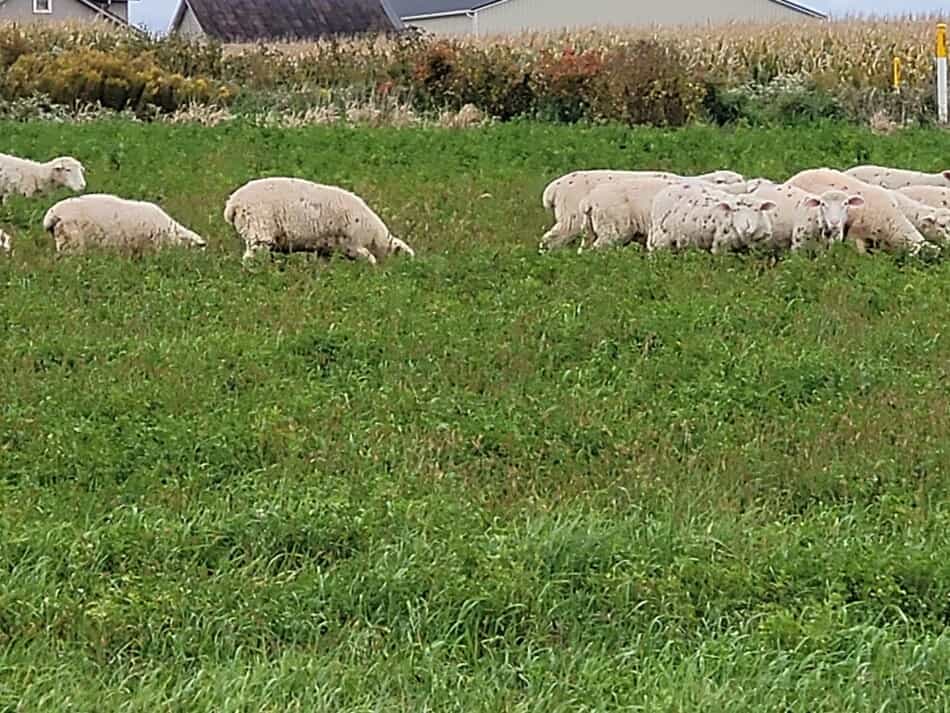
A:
[131,1,947,33]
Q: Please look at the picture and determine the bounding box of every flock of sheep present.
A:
[2,151,950,263]
[540,166,950,257]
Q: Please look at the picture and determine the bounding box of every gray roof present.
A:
[171,0,404,42]
[389,0,474,16]
[393,0,826,19]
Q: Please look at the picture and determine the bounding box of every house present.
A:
[391,0,827,36]
[0,0,132,27]
[168,0,405,43]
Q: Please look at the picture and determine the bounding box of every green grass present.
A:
[2,120,950,711]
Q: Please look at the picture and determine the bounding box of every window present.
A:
[33,0,52,13]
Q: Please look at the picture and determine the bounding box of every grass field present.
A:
[2,121,950,711]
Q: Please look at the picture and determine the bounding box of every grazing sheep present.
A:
[0,153,86,203]
[891,190,950,245]
[579,176,690,251]
[0,229,11,254]
[224,178,414,265]
[42,194,207,254]
[748,180,865,251]
[845,165,950,190]
[647,182,777,254]
[898,185,950,210]
[539,169,745,252]
[786,169,933,254]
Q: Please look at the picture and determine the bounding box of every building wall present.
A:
[0,0,107,23]
[173,4,205,37]
[409,0,817,36]
[405,13,472,35]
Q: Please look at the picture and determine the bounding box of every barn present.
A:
[392,0,826,36]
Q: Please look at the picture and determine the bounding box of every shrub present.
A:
[532,46,603,123]
[586,41,705,127]
[2,47,235,115]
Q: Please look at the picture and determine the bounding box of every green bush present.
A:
[2,47,234,114]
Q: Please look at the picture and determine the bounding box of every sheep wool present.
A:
[0,153,86,203]
[224,177,414,265]
[43,194,207,254]
[787,168,938,253]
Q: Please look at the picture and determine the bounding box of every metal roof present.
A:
[393,0,827,20]
[170,0,404,41]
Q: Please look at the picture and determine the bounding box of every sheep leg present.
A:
[242,242,271,264]
[346,246,378,266]
[539,222,579,252]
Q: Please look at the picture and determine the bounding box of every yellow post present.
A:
[892,56,901,92]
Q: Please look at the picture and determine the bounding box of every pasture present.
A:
[2,120,950,711]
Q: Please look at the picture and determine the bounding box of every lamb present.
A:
[539,169,745,252]
[786,168,933,254]
[224,178,414,265]
[42,194,207,254]
[747,180,865,251]
[845,165,950,190]
[647,182,777,254]
[0,153,86,203]
[897,185,950,210]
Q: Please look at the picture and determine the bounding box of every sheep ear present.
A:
[759,200,777,212]
[846,195,865,208]
[921,214,937,225]
[717,202,734,212]
[802,197,821,209]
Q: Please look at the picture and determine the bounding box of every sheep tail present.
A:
[42,207,60,234]
[542,180,558,213]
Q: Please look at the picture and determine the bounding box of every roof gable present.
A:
[173,0,404,42]
[66,0,135,26]
[392,0,826,20]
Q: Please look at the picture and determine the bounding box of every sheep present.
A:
[578,176,691,251]
[0,229,10,254]
[224,178,414,265]
[0,153,86,203]
[42,194,207,254]
[898,185,950,210]
[891,190,950,245]
[647,182,777,254]
[539,169,745,252]
[786,168,933,254]
[845,165,950,190]
[747,180,865,251]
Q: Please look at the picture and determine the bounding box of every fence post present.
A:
[893,56,902,93]
[938,23,948,124]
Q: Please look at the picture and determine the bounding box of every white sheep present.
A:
[540,169,745,252]
[898,185,950,210]
[0,229,11,254]
[647,182,776,254]
[578,176,689,251]
[786,169,933,254]
[845,165,950,190]
[224,178,414,265]
[42,194,207,254]
[0,153,86,203]
[747,180,865,251]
